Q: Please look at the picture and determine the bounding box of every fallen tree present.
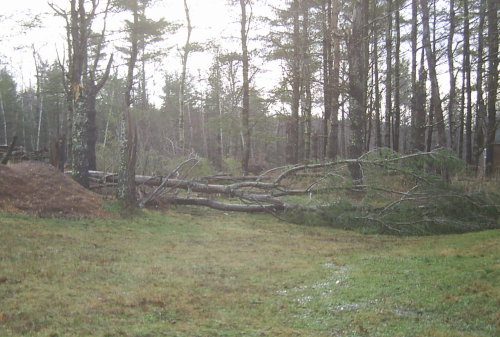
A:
[84,149,499,235]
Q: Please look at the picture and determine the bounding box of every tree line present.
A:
[0,0,498,207]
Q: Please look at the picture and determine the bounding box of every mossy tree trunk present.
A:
[69,0,89,188]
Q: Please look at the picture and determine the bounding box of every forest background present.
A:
[0,0,498,197]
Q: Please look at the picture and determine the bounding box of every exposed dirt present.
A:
[0,161,110,218]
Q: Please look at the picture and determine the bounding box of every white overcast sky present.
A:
[0,0,278,106]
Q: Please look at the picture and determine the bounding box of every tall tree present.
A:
[117,0,140,207]
[327,0,341,159]
[447,0,456,149]
[86,0,113,170]
[463,0,473,164]
[393,0,401,152]
[239,0,252,174]
[485,0,498,176]
[473,0,486,167]
[420,0,447,148]
[372,0,382,149]
[0,69,19,146]
[322,0,333,160]
[178,0,192,152]
[384,0,393,149]
[347,0,369,181]
[301,0,312,162]
[68,0,90,187]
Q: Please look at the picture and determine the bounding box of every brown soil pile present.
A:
[0,161,110,218]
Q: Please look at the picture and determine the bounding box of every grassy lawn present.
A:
[0,208,498,336]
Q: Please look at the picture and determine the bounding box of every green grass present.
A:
[0,209,498,336]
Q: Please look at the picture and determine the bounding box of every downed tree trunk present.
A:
[87,170,302,212]
[83,150,452,214]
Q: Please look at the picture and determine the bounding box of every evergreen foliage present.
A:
[285,150,500,235]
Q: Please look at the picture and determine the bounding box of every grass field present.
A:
[0,207,499,337]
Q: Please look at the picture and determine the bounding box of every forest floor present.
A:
[0,206,498,337]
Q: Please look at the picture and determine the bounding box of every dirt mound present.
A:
[0,161,110,218]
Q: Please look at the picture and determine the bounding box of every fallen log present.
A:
[85,169,305,212]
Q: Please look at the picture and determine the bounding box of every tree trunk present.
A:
[393,0,401,152]
[288,0,301,165]
[373,0,382,149]
[69,0,89,188]
[86,93,97,170]
[420,0,447,148]
[347,0,369,181]
[178,0,192,153]
[385,0,392,149]
[72,93,89,187]
[464,0,473,165]
[117,1,139,208]
[302,2,312,163]
[240,0,251,174]
[447,0,456,150]
[414,48,427,152]
[327,0,340,159]
[0,93,7,145]
[458,64,465,159]
[485,0,498,176]
[473,0,486,169]
[321,0,332,161]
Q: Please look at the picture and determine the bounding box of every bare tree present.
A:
[178,0,192,152]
